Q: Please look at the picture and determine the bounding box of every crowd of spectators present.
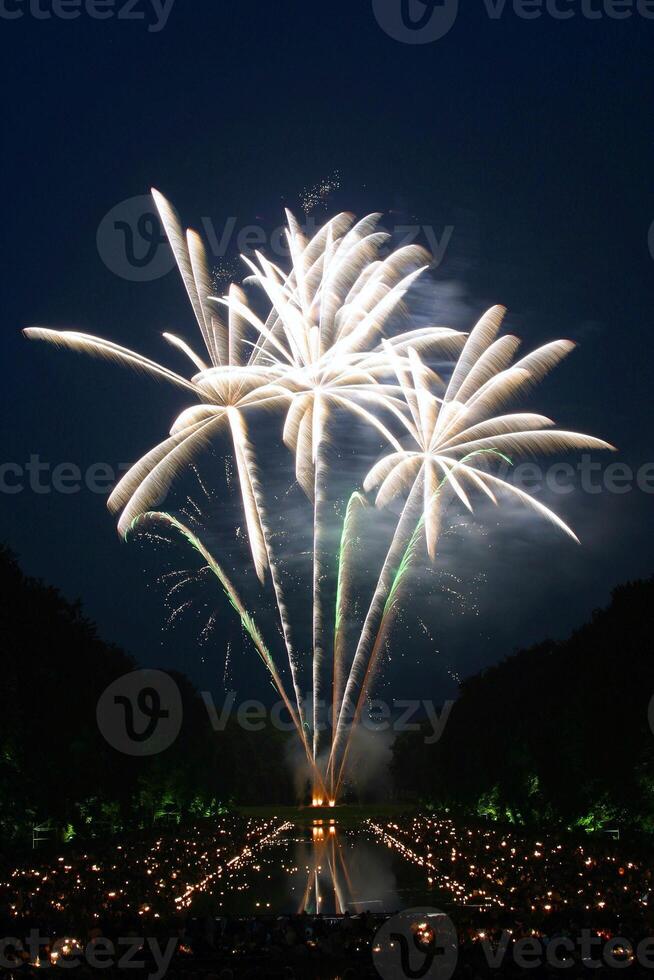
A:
[2,813,654,977]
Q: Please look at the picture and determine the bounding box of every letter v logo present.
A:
[373,0,459,43]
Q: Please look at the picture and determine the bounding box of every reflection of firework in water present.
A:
[25,190,613,802]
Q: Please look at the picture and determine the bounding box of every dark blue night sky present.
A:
[2,0,653,704]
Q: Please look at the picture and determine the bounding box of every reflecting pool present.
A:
[215,822,437,915]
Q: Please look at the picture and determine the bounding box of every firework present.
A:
[328,308,613,792]
[25,195,612,801]
[232,208,462,764]
[299,170,341,214]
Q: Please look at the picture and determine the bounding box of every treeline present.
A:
[0,546,293,849]
[392,576,654,830]
[4,542,653,844]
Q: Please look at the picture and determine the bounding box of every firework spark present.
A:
[299,171,341,214]
[25,196,612,801]
[327,307,613,793]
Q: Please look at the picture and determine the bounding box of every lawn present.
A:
[235,802,418,828]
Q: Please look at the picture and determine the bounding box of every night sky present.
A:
[2,1,653,705]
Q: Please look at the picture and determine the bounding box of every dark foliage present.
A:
[392,576,654,829]
[0,545,293,848]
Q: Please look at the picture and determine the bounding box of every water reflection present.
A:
[208,819,436,916]
[291,822,409,915]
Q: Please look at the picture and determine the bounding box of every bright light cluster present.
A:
[367,815,649,919]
